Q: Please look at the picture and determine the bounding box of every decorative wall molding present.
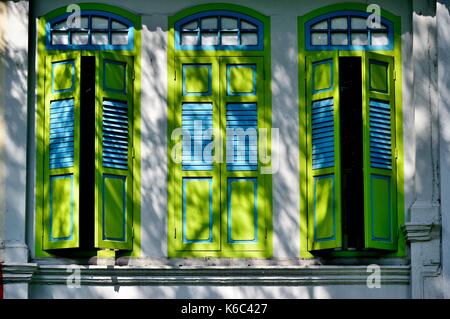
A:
[2,263,37,284]
[2,263,410,286]
[402,223,438,242]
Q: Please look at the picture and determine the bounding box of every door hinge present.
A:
[393,69,397,81]
[265,227,268,240]
[174,227,177,239]
[129,68,135,80]
[395,148,398,160]
[174,70,177,81]
[132,227,135,239]
[132,147,135,159]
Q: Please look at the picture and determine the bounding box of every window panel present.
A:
[331,17,348,29]
[351,32,368,46]
[311,33,328,46]
[371,33,389,46]
[52,32,69,45]
[351,17,367,29]
[222,32,239,45]
[201,33,219,46]
[181,32,199,46]
[201,17,218,30]
[71,32,89,45]
[331,33,348,45]
[92,16,109,29]
[311,20,328,30]
[182,20,198,31]
[111,32,129,45]
[221,17,238,30]
[91,32,109,45]
[241,33,258,46]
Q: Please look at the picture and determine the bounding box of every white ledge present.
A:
[402,223,437,242]
[2,264,410,286]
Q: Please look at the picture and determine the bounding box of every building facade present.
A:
[0,0,448,299]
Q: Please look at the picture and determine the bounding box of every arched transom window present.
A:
[175,10,264,50]
[46,11,134,50]
[305,11,393,50]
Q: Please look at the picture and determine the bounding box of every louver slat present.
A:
[369,100,392,170]
[50,99,74,169]
[312,98,334,170]
[102,100,128,170]
[182,103,213,171]
[226,103,258,171]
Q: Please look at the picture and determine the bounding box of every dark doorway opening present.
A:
[79,56,96,249]
[339,57,364,250]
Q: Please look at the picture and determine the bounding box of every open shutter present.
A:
[95,52,134,250]
[174,57,221,252]
[306,52,342,251]
[363,52,397,250]
[43,53,81,249]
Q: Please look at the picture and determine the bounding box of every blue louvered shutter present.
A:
[44,53,81,250]
[363,52,397,250]
[96,53,134,250]
[182,103,213,170]
[306,52,342,251]
[226,103,258,171]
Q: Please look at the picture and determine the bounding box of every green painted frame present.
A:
[298,3,405,258]
[35,3,142,258]
[167,3,273,258]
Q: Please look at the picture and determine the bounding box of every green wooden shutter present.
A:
[220,57,267,252]
[306,52,342,251]
[95,52,134,250]
[174,57,221,251]
[363,52,397,250]
[43,53,81,249]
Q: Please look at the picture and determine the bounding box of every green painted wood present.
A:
[306,52,342,251]
[36,4,142,258]
[363,52,397,251]
[229,179,256,241]
[299,4,405,258]
[220,56,266,253]
[95,52,134,250]
[184,65,211,94]
[50,176,74,240]
[43,52,81,250]
[103,176,126,240]
[167,4,272,258]
[174,57,221,252]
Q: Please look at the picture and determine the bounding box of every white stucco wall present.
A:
[29,0,414,261]
[28,283,410,299]
[1,0,29,264]
[20,0,447,299]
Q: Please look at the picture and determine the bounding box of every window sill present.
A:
[3,262,410,286]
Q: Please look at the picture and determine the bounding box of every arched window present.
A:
[46,11,134,50]
[299,7,404,258]
[36,5,141,258]
[175,10,264,50]
[168,5,271,258]
[305,11,393,50]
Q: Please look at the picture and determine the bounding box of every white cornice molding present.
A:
[2,264,410,286]
[402,222,438,242]
[2,263,38,283]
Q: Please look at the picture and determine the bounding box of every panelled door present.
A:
[173,56,267,254]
